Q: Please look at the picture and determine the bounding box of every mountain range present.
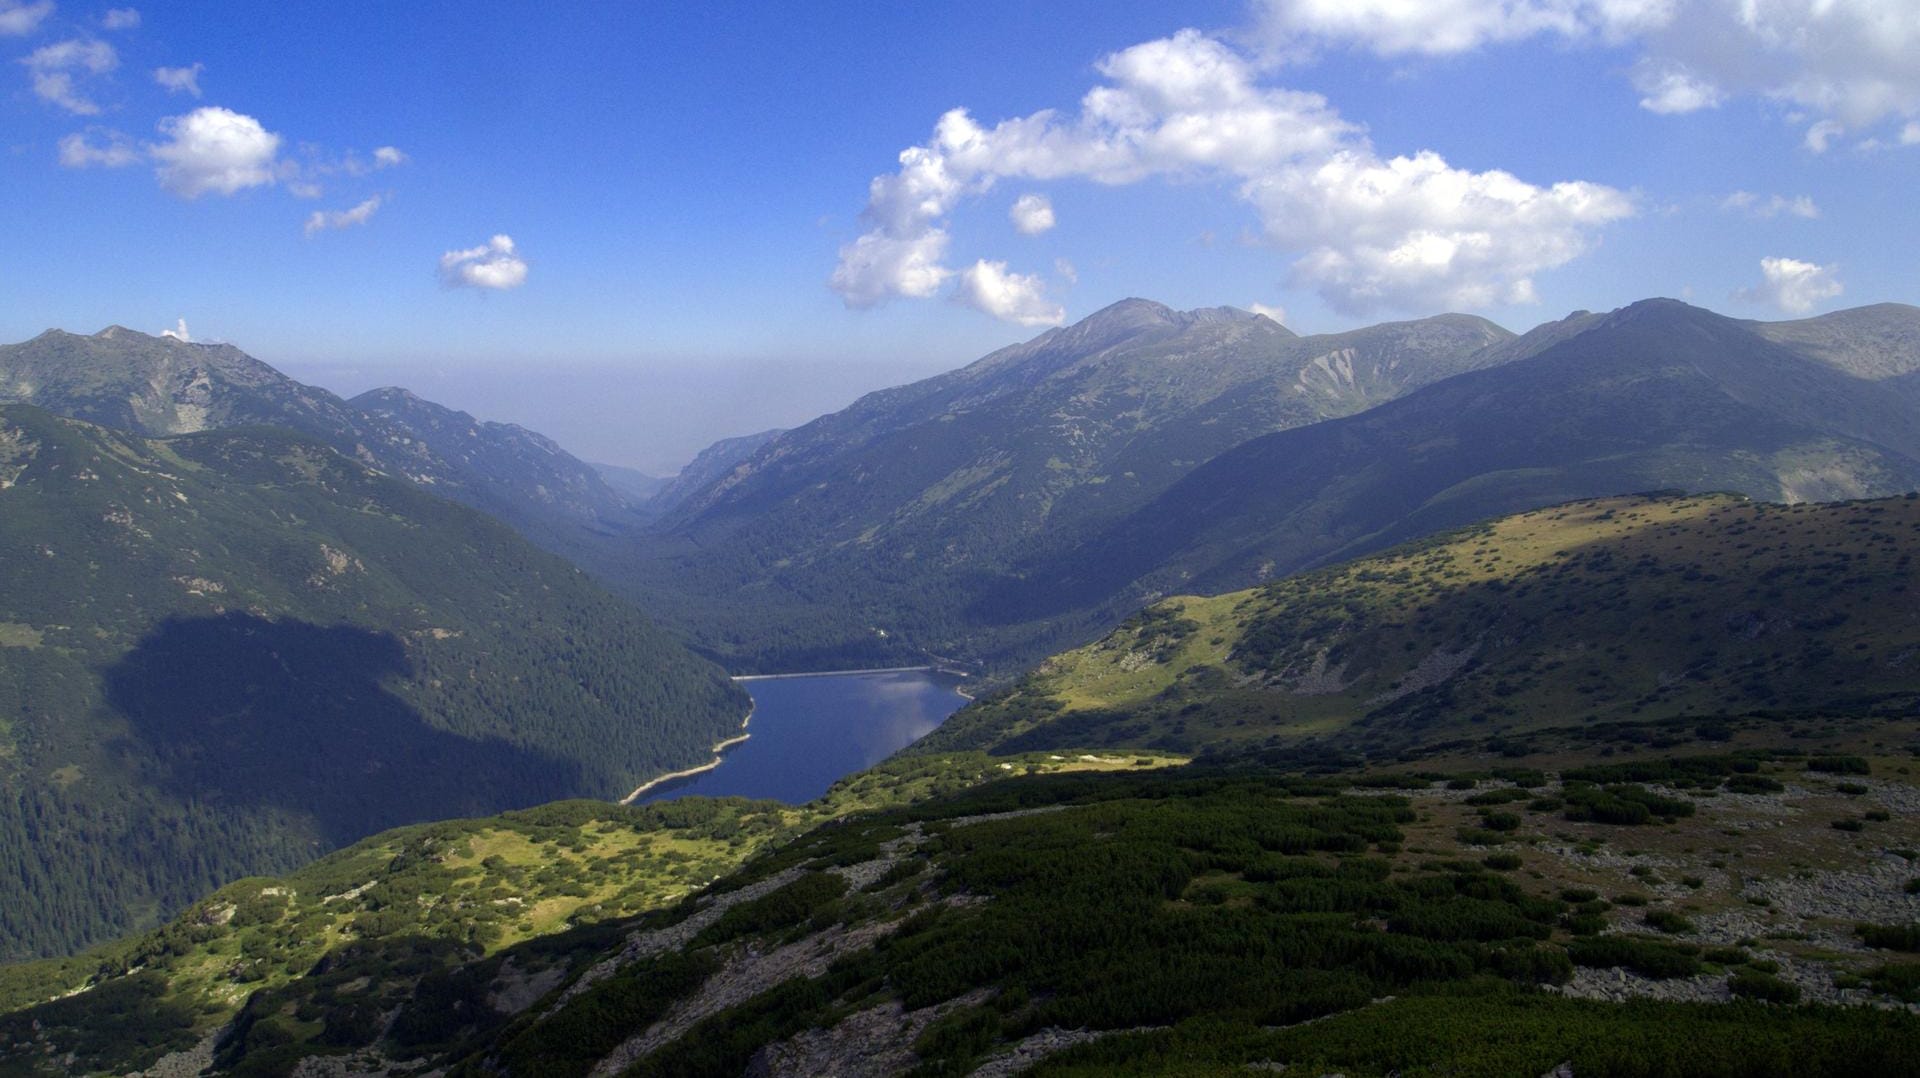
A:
[2,296,1920,1073]
[607,297,1920,674]
[607,299,1520,669]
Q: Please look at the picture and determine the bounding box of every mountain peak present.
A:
[1078,296,1178,329]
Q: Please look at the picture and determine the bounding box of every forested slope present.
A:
[0,405,746,960]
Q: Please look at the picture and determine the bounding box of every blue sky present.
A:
[4,1,1917,471]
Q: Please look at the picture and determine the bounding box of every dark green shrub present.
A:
[1569,937,1701,978]
[1644,909,1693,935]
[1858,924,1920,952]
[1729,969,1801,1004]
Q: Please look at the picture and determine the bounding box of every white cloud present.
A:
[154,62,202,96]
[835,28,1627,320]
[304,195,382,237]
[1009,192,1055,234]
[57,126,136,167]
[1249,302,1289,324]
[1254,0,1664,58]
[1257,0,1920,142]
[1633,62,1724,114]
[1739,255,1843,314]
[0,0,53,36]
[440,234,528,290]
[829,229,952,307]
[1246,149,1634,314]
[830,29,1366,319]
[1903,121,1920,145]
[101,7,138,29]
[1803,119,1845,153]
[955,260,1065,326]
[1054,257,1078,283]
[150,106,281,197]
[22,38,116,114]
[160,318,189,341]
[372,145,406,168]
[1720,191,1819,218]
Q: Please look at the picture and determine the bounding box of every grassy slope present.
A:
[0,751,1182,1075]
[922,492,1920,758]
[151,745,1920,1077]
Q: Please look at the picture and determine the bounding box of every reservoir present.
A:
[635,668,970,804]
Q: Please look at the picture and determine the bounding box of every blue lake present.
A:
[636,668,969,805]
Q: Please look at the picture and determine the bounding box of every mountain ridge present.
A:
[611,298,1522,671]
[0,327,634,545]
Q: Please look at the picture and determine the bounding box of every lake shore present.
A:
[618,703,756,804]
[731,665,932,682]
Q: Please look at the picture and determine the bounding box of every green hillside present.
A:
[14,743,1918,1077]
[0,405,746,960]
[0,752,1171,1075]
[925,492,1920,759]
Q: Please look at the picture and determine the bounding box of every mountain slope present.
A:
[615,299,1517,670]
[1003,299,1920,616]
[924,491,1920,758]
[0,405,746,960]
[0,327,633,542]
[645,427,786,516]
[349,386,636,537]
[594,461,671,503]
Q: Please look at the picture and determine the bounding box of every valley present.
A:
[11,5,1920,1072]
[4,297,1920,1076]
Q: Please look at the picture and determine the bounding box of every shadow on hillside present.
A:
[104,612,586,848]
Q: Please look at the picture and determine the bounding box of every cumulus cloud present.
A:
[101,7,138,29]
[304,195,382,237]
[58,126,137,167]
[160,318,189,341]
[1739,256,1843,314]
[372,145,406,168]
[830,228,952,307]
[833,27,1629,320]
[23,38,117,114]
[955,260,1065,326]
[0,0,53,36]
[830,30,1362,318]
[1249,302,1289,324]
[150,106,281,197]
[154,61,202,96]
[1256,0,1920,144]
[1721,191,1819,218]
[1246,149,1634,313]
[1009,192,1055,235]
[440,234,528,290]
